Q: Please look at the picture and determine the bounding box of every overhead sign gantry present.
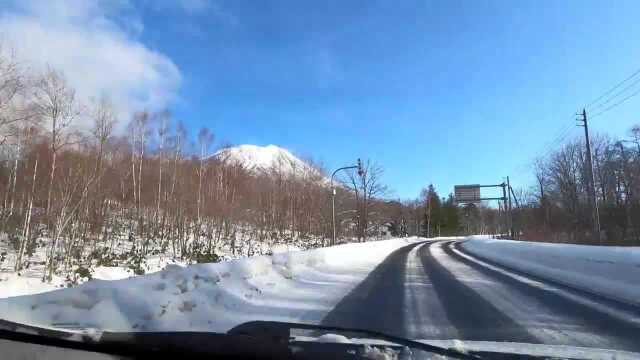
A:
[454,178,519,238]
[454,183,506,204]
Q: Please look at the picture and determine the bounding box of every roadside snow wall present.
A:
[0,237,425,333]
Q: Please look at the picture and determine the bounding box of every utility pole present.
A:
[497,201,502,238]
[577,108,601,243]
[501,182,507,237]
[507,176,513,238]
[330,160,360,246]
[426,195,432,238]
[509,182,520,240]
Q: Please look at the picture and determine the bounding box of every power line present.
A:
[591,86,640,119]
[537,121,577,156]
[542,66,640,154]
[589,75,640,112]
[585,66,640,110]
[545,123,574,148]
[508,66,640,176]
[537,124,577,160]
[507,120,577,176]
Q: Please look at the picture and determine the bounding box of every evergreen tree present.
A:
[440,194,460,236]
[420,184,442,237]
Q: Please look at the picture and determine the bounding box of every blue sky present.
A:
[5,0,640,199]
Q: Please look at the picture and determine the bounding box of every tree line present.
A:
[514,125,640,245]
[0,51,401,282]
[6,44,585,286]
[391,125,640,246]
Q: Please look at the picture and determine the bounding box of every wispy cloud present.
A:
[0,0,181,128]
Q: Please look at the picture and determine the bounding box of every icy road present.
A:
[2,237,640,356]
[321,240,640,353]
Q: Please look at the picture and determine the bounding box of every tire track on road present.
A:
[451,241,640,315]
[403,244,456,340]
[418,242,539,343]
[446,241,640,352]
[320,241,425,338]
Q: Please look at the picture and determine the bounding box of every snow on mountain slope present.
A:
[213,144,318,177]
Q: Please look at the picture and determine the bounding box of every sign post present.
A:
[454,185,481,204]
[454,182,510,237]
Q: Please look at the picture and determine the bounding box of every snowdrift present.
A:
[461,236,640,306]
[0,237,423,333]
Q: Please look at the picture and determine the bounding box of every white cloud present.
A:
[0,0,181,129]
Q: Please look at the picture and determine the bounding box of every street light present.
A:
[619,139,640,154]
[330,159,361,246]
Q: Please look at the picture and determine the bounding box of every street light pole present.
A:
[330,161,360,246]
[620,139,640,155]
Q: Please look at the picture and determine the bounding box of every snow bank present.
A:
[461,236,640,306]
[0,255,189,298]
[0,273,61,298]
[270,244,302,254]
[0,237,423,333]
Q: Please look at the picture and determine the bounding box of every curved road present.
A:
[321,240,640,353]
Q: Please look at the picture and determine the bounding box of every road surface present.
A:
[321,240,640,353]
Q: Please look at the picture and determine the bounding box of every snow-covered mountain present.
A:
[213,144,320,177]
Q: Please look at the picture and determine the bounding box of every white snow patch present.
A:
[0,273,61,298]
[315,333,352,344]
[213,144,320,178]
[360,344,399,360]
[270,244,301,254]
[461,236,640,306]
[0,237,424,333]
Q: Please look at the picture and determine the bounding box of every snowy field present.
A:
[461,236,640,306]
[0,255,190,299]
[0,237,424,333]
[0,231,305,298]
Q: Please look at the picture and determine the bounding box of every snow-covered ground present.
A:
[0,240,190,298]
[461,236,640,306]
[0,252,194,299]
[0,237,423,333]
[0,229,305,298]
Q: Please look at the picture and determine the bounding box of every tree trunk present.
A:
[15,157,38,271]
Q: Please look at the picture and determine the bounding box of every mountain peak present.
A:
[213,144,317,176]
